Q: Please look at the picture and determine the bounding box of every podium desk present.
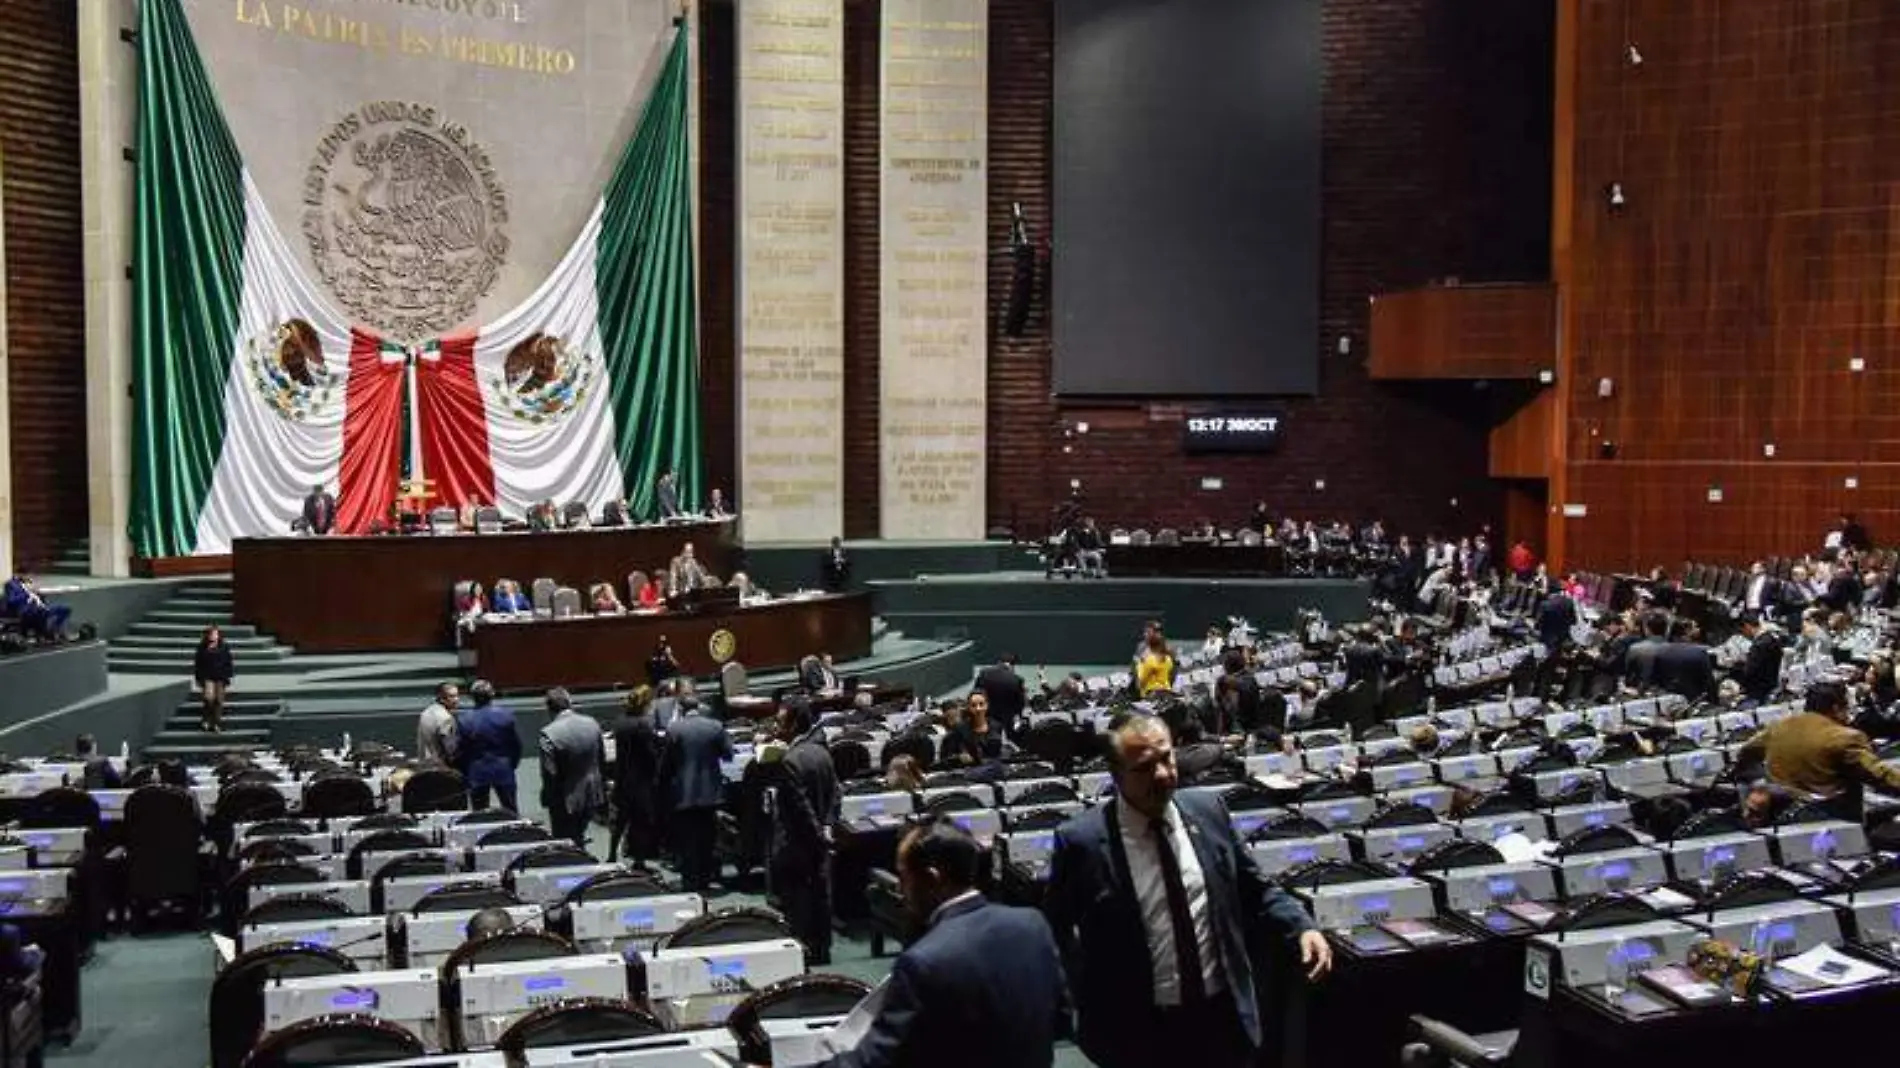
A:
[469,593,872,691]
[233,520,735,651]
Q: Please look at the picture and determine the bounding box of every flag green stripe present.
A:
[131,0,247,559]
[599,29,701,519]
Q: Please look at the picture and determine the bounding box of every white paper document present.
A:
[1779,944,1888,988]
[819,976,891,1056]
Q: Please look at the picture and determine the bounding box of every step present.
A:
[148,728,270,747]
[180,582,233,597]
[164,714,280,732]
[167,598,234,614]
[128,621,259,640]
[109,634,280,652]
[142,744,257,763]
[145,608,235,627]
[174,696,286,715]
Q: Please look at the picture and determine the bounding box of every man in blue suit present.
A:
[815,817,1067,1068]
[1045,713,1331,1068]
[455,679,522,812]
[3,575,68,642]
[658,696,731,892]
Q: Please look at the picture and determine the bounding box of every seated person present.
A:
[801,652,843,694]
[3,575,69,642]
[457,499,479,530]
[729,571,756,600]
[601,498,633,527]
[938,694,1002,767]
[489,579,531,615]
[1738,679,1900,819]
[76,733,120,789]
[590,582,625,615]
[527,500,561,532]
[1134,634,1175,696]
[885,753,926,792]
[636,570,667,609]
[1070,516,1106,577]
[706,487,733,518]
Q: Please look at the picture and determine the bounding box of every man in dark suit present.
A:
[812,818,1068,1068]
[668,542,710,595]
[821,537,851,592]
[768,697,840,964]
[1535,590,1580,654]
[973,654,1028,739]
[1044,714,1330,1068]
[609,686,662,868]
[538,688,606,847]
[1644,632,1718,702]
[302,483,337,535]
[658,696,732,892]
[600,499,633,527]
[655,468,682,520]
[1741,561,1780,615]
[1623,611,1671,688]
[455,680,522,812]
[75,734,120,789]
[1822,558,1865,613]
[1736,612,1784,705]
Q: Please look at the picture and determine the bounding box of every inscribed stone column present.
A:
[736,0,847,541]
[879,0,987,539]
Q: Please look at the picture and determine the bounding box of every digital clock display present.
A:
[1181,411,1287,454]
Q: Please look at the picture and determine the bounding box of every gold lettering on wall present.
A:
[739,0,846,538]
[880,0,987,538]
[235,0,574,75]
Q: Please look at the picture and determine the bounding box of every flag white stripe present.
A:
[475,199,627,516]
[192,172,353,555]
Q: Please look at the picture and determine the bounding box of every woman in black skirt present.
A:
[193,625,236,732]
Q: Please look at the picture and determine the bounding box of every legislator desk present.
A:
[1106,541,1290,578]
[233,520,736,652]
[469,592,872,691]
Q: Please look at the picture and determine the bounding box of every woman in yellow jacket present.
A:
[1136,632,1175,695]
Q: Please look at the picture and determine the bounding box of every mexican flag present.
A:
[130,0,699,557]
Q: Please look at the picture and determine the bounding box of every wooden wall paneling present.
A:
[1560,0,1900,570]
[1489,390,1555,480]
[0,1,87,571]
[1367,284,1556,380]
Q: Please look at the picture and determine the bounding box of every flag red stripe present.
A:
[416,333,496,509]
[336,328,404,534]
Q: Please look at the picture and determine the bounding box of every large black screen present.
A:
[1053,0,1322,397]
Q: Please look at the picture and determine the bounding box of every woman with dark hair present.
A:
[193,625,235,733]
[609,686,662,868]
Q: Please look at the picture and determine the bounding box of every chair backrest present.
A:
[216,782,289,836]
[222,862,330,935]
[429,507,458,534]
[531,578,557,613]
[239,893,356,927]
[721,661,748,698]
[401,768,468,813]
[443,929,575,973]
[237,838,316,867]
[828,741,871,782]
[658,907,794,949]
[475,506,504,534]
[209,943,357,1068]
[726,975,873,1065]
[246,818,316,839]
[505,844,597,877]
[551,586,582,619]
[300,775,376,820]
[478,824,553,848]
[22,786,101,831]
[566,869,671,903]
[126,784,204,903]
[240,1013,424,1068]
[346,830,436,879]
[497,999,665,1055]
[413,881,523,914]
[626,570,648,599]
[371,853,462,913]
[562,501,591,527]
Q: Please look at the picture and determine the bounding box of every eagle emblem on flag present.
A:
[246,318,338,422]
[486,332,598,425]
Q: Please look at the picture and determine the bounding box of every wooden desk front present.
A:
[233,520,736,652]
[469,593,872,691]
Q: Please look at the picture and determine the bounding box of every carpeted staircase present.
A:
[44,539,91,577]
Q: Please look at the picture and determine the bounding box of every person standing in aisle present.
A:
[193,625,235,733]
